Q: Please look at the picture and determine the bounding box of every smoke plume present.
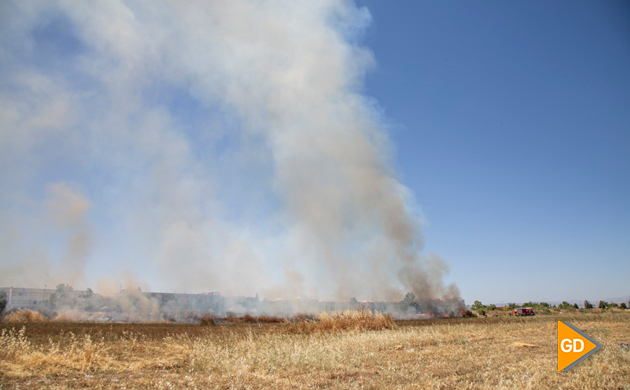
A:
[0,0,459,304]
[0,182,91,287]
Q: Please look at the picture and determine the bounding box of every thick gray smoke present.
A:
[0,0,459,305]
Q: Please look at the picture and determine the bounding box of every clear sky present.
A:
[357,0,630,303]
[1,1,628,305]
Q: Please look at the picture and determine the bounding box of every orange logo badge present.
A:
[557,321,602,371]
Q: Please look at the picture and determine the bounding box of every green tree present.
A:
[620,302,627,310]
[471,300,485,311]
[598,300,608,309]
[487,304,496,311]
[608,302,619,308]
[584,300,593,309]
[402,293,416,306]
[81,287,98,311]
[401,292,419,312]
[0,291,7,316]
[521,302,550,310]
[49,284,76,309]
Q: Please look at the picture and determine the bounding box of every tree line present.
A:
[470,299,628,316]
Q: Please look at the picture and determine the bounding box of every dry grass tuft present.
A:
[0,326,191,378]
[287,309,395,334]
[0,327,31,358]
[3,310,46,323]
[0,326,110,374]
[242,314,257,323]
[257,315,284,323]
[199,316,216,326]
[221,315,285,323]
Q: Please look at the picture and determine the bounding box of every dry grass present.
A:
[257,315,284,323]
[1,312,629,389]
[223,315,285,324]
[242,314,257,323]
[511,341,538,348]
[199,316,216,326]
[3,310,46,323]
[286,309,395,334]
[0,326,191,379]
[224,316,243,323]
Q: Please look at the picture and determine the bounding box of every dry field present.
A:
[1,311,629,389]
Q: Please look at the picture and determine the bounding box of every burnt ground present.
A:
[0,314,571,345]
[0,321,285,345]
[0,311,618,346]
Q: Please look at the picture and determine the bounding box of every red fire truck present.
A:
[513,307,535,316]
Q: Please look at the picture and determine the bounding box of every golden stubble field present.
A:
[1,312,629,389]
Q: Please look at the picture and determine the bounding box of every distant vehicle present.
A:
[513,307,535,316]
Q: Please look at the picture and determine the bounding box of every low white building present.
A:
[0,287,91,310]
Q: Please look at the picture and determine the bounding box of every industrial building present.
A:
[0,287,92,311]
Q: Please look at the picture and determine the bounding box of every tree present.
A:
[81,287,99,311]
[49,283,76,309]
[584,300,593,309]
[0,291,7,316]
[401,292,419,312]
[608,302,619,309]
[598,300,608,309]
[573,303,579,309]
[402,292,416,306]
[620,302,627,310]
[487,304,497,311]
[471,300,485,311]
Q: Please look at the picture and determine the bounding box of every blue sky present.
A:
[0,1,628,305]
[358,0,630,303]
